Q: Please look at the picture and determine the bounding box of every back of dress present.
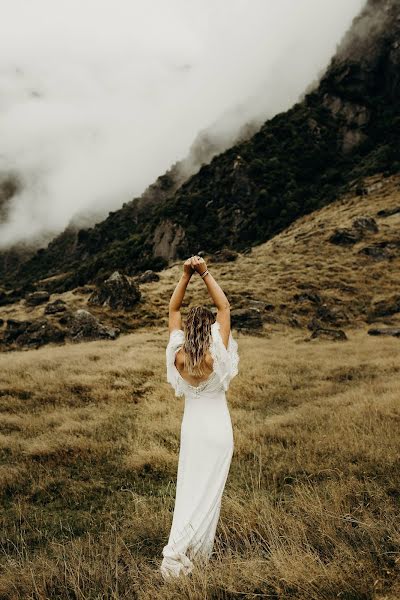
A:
[160,321,239,579]
[165,320,239,398]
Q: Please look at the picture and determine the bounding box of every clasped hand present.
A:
[183,255,207,276]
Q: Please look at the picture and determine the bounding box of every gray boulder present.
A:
[64,309,120,341]
[88,271,141,310]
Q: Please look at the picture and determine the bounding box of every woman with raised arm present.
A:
[160,255,239,580]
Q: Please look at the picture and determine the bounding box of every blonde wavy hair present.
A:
[182,305,216,377]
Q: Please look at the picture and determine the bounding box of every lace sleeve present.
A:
[166,329,185,397]
[210,321,239,391]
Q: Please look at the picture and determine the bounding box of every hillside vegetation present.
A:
[2,172,399,342]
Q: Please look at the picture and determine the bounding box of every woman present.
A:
[160,255,239,580]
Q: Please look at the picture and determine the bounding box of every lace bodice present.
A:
[166,321,239,397]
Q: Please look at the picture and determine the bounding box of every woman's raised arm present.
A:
[168,258,195,333]
[191,256,231,349]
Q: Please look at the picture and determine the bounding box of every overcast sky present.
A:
[0,0,365,250]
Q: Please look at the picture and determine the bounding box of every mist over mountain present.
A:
[1,0,400,296]
[0,0,364,252]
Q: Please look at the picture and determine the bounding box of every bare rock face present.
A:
[25,290,50,306]
[153,219,186,261]
[62,309,120,341]
[88,271,141,310]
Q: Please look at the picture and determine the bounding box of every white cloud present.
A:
[0,0,365,249]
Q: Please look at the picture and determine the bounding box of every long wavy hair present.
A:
[182,305,216,377]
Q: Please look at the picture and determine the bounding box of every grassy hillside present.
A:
[0,324,399,598]
[1,172,400,598]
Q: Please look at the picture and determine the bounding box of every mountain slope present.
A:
[2,0,400,294]
[141,172,400,333]
[1,172,399,341]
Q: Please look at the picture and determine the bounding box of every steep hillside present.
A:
[1,172,399,348]
[135,172,400,333]
[2,0,400,297]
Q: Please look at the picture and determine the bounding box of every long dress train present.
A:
[160,320,239,579]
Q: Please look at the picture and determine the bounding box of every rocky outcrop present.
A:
[0,308,120,349]
[309,327,348,341]
[25,290,50,306]
[367,327,400,337]
[377,206,400,217]
[359,239,400,260]
[230,308,263,330]
[352,216,379,234]
[88,271,141,310]
[315,304,350,327]
[322,94,370,153]
[60,309,120,341]
[210,248,239,263]
[328,228,362,245]
[137,270,160,283]
[44,299,67,314]
[1,318,65,348]
[153,220,186,261]
[328,216,379,245]
[367,294,400,322]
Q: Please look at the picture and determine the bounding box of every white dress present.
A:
[160,320,239,579]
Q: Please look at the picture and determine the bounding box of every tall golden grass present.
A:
[0,325,399,599]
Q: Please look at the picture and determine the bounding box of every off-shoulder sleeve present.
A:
[166,329,185,397]
[210,321,239,391]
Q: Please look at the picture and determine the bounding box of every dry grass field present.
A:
[0,325,399,599]
[0,173,400,598]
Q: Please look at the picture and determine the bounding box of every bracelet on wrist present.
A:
[200,269,209,279]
